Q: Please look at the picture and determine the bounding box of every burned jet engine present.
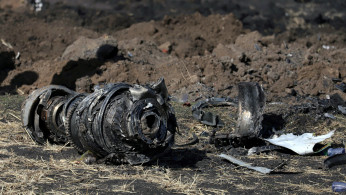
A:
[21,78,177,165]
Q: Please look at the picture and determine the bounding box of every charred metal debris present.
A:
[195,82,345,149]
[21,78,345,169]
[21,78,177,165]
[200,82,269,148]
[192,97,236,127]
[193,82,345,174]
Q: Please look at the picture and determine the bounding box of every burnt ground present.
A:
[0,0,346,194]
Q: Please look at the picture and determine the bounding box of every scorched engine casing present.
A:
[21,78,177,165]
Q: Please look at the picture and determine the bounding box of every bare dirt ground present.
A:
[0,0,345,194]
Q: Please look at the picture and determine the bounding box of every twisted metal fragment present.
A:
[235,82,266,138]
[21,78,177,165]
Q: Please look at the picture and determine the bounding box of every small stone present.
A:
[62,36,118,61]
[285,88,297,96]
[267,71,280,81]
[158,41,172,53]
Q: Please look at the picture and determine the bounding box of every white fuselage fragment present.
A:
[264,130,335,155]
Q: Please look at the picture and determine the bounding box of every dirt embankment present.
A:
[0,0,345,103]
[0,1,346,194]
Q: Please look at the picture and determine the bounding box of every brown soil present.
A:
[0,0,346,194]
[0,0,345,102]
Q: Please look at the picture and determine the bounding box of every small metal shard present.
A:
[219,153,272,174]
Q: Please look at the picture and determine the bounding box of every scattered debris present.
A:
[319,93,346,113]
[332,182,346,192]
[264,130,335,155]
[332,78,342,82]
[21,78,177,165]
[327,148,345,156]
[338,105,346,114]
[254,43,261,51]
[15,52,20,60]
[31,0,43,12]
[324,113,336,119]
[209,82,270,148]
[324,153,346,168]
[335,82,346,93]
[314,143,332,155]
[219,153,272,174]
[1,38,13,49]
[199,131,209,137]
[247,145,282,155]
[322,45,335,50]
[192,97,236,127]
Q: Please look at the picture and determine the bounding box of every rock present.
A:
[61,36,118,61]
[189,75,199,83]
[285,88,297,96]
[267,70,280,82]
[212,44,232,58]
[322,67,340,79]
[234,31,262,51]
[212,43,243,61]
[158,41,172,53]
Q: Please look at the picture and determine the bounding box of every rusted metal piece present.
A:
[21,78,177,165]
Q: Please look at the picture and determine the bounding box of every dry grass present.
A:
[275,181,331,194]
[0,95,345,194]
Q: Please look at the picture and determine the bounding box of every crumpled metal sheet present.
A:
[21,78,177,165]
[264,130,335,155]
